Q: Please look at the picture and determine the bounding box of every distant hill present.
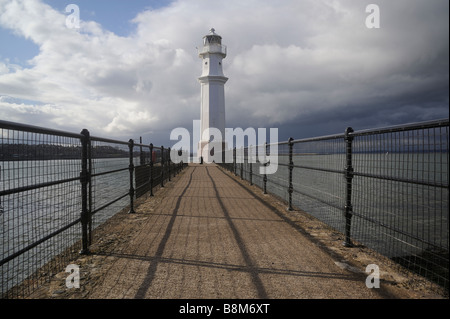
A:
[0,144,129,161]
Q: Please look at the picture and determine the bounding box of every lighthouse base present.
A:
[198,140,228,164]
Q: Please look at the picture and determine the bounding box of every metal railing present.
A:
[198,44,227,56]
[0,120,187,298]
[219,118,449,291]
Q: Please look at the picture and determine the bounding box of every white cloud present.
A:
[0,0,448,144]
[0,61,9,74]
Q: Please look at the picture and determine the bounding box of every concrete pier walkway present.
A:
[28,164,438,299]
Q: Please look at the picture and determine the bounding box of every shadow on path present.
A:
[133,165,269,298]
[205,166,268,298]
[134,167,196,299]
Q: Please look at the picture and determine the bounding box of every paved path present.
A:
[77,163,414,299]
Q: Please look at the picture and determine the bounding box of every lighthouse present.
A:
[198,28,228,163]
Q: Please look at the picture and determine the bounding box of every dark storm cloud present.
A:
[0,0,448,146]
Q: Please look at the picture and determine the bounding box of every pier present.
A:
[1,119,448,299]
[23,164,440,299]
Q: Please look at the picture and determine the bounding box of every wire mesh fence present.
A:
[0,120,186,298]
[219,118,449,291]
[0,124,83,298]
[350,123,449,289]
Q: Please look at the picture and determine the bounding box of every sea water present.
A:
[250,152,448,258]
[1,158,131,293]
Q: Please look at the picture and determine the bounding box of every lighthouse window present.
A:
[219,62,221,65]
[205,62,208,65]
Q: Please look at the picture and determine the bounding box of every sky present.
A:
[0,0,449,149]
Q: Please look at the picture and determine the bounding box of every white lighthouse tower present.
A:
[198,28,228,163]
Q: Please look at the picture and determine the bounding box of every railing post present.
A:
[174,149,179,177]
[178,151,181,176]
[161,146,165,188]
[240,147,244,180]
[139,136,144,165]
[149,143,154,196]
[288,137,294,211]
[263,143,267,194]
[79,129,91,255]
[249,146,253,186]
[343,127,354,247]
[168,147,171,182]
[233,147,237,176]
[0,169,2,217]
[263,164,267,194]
[128,139,136,214]
[88,136,93,246]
